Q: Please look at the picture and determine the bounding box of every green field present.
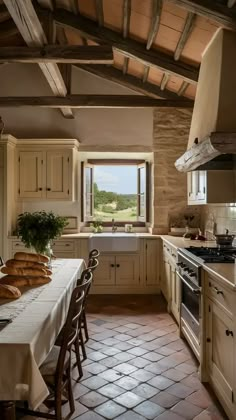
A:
[94,207,137,221]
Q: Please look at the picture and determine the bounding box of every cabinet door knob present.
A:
[116,264,120,268]
[213,286,223,295]
[38,187,42,191]
[47,188,51,191]
[226,329,233,337]
[206,338,211,343]
[110,264,114,267]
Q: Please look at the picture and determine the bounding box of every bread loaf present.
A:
[14,252,49,263]
[45,268,52,276]
[0,275,51,287]
[5,259,45,269]
[0,284,21,299]
[1,266,47,277]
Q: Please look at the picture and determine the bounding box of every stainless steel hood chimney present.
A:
[175,28,236,172]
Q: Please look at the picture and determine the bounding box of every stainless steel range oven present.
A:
[177,246,236,360]
[177,249,202,360]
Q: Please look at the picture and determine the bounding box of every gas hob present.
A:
[184,246,236,263]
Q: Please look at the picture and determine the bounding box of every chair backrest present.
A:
[0,256,4,267]
[56,286,84,381]
[77,267,92,285]
[80,271,93,308]
[89,248,100,261]
[88,257,99,272]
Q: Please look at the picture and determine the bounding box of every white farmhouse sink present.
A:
[89,233,139,252]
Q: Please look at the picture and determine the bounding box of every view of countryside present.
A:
[93,165,137,221]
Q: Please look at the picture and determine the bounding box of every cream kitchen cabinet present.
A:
[161,240,180,322]
[188,170,235,205]
[144,239,160,286]
[18,149,74,200]
[92,254,140,291]
[205,297,234,419]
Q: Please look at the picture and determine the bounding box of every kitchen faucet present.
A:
[112,218,117,233]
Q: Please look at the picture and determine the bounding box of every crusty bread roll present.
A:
[1,266,47,277]
[0,275,51,287]
[14,252,49,263]
[45,268,52,276]
[0,284,21,299]
[5,259,45,269]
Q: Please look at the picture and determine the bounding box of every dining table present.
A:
[0,258,85,420]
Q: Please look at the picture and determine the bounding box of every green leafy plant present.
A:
[17,211,68,254]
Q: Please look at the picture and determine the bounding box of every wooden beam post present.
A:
[54,8,199,83]
[0,95,194,108]
[0,45,114,64]
[3,0,74,118]
[146,0,163,50]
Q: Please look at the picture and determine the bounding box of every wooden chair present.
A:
[88,248,100,262]
[0,256,4,267]
[79,259,99,344]
[18,286,85,420]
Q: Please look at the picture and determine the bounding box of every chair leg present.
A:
[79,328,87,361]
[55,390,62,420]
[74,337,83,380]
[82,310,89,343]
[67,373,75,415]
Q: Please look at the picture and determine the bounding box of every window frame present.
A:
[81,159,150,226]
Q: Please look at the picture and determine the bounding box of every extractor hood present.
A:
[175,28,236,172]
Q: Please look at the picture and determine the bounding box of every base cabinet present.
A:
[161,240,179,321]
[206,297,234,419]
[171,262,180,323]
[145,239,160,286]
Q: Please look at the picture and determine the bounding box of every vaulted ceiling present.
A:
[0,0,235,115]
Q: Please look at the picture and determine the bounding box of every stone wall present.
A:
[152,108,193,234]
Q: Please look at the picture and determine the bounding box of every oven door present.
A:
[177,271,200,339]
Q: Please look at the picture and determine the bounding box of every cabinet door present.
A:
[93,255,116,285]
[116,255,140,285]
[161,257,171,304]
[206,298,234,410]
[46,151,71,199]
[145,240,159,285]
[196,171,206,201]
[19,151,43,198]
[170,263,180,324]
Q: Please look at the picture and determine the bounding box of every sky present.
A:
[94,165,137,194]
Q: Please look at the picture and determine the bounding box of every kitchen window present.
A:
[81,160,150,225]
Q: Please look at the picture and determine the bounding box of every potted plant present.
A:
[16,211,68,255]
[90,218,103,233]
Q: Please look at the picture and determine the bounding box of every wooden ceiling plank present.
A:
[95,0,104,27]
[146,0,163,50]
[174,12,196,61]
[77,64,193,102]
[0,45,114,63]
[168,0,236,29]
[54,9,199,83]
[0,94,193,108]
[228,0,236,7]
[3,0,73,118]
[160,72,170,90]
[178,80,189,95]
[142,65,150,83]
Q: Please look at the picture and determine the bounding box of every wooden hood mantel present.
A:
[175,132,236,172]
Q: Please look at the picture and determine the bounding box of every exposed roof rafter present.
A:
[146,0,163,50]
[174,12,196,61]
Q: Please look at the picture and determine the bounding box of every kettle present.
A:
[214,229,235,247]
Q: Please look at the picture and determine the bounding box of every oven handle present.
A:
[176,271,201,295]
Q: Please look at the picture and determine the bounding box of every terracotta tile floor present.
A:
[22,295,228,420]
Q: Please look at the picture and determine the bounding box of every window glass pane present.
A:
[93,165,137,222]
[140,167,145,194]
[85,168,92,217]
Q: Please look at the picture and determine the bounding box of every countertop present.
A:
[160,235,216,250]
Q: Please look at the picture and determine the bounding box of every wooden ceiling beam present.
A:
[142,66,150,83]
[174,12,196,61]
[0,95,194,108]
[160,72,170,90]
[178,80,189,95]
[95,0,104,27]
[146,0,163,50]
[3,0,73,119]
[76,64,193,102]
[54,9,199,83]
[168,0,236,29]
[228,0,236,7]
[0,45,113,63]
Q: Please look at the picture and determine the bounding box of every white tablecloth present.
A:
[0,259,85,409]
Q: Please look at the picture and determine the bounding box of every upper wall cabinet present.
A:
[188,170,235,205]
[17,140,79,201]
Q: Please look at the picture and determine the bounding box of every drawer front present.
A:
[206,275,234,318]
[163,242,171,255]
[52,240,75,251]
